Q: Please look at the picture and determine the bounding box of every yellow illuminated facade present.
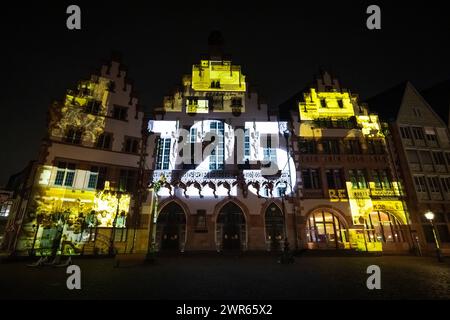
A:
[10,60,145,257]
[192,60,246,92]
[295,73,411,253]
[160,59,247,115]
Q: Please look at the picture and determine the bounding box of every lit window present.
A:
[156,138,171,170]
[54,162,76,187]
[0,203,11,217]
[243,129,250,161]
[87,166,107,189]
[209,121,225,170]
[349,169,368,189]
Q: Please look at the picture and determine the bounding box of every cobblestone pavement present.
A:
[0,255,449,300]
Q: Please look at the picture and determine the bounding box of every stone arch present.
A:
[263,201,285,252]
[304,206,350,249]
[156,198,189,252]
[214,198,249,251]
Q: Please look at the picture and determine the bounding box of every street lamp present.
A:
[283,129,298,251]
[424,211,443,262]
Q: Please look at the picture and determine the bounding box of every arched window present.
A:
[365,211,404,243]
[306,209,348,249]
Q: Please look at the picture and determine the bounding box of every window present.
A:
[209,121,225,170]
[440,177,450,193]
[85,100,101,115]
[337,99,344,108]
[0,203,12,217]
[322,139,340,154]
[54,162,76,187]
[156,138,171,170]
[399,126,411,139]
[326,169,344,189]
[367,139,385,154]
[349,169,368,189]
[119,169,136,192]
[112,105,128,121]
[414,176,427,193]
[96,133,112,150]
[302,169,321,189]
[124,138,139,154]
[427,176,441,193]
[420,151,433,165]
[64,128,82,144]
[446,153,450,166]
[87,166,107,189]
[298,139,316,154]
[320,99,327,108]
[306,210,348,246]
[426,132,437,142]
[346,139,361,154]
[243,129,250,161]
[372,169,391,189]
[190,127,197,143]
[262,134,277,165]
[366,211,404,243]
[406,150,420,164]
[432,151,445,165]
[411,127,425,140]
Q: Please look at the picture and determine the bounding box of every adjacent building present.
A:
[3,60,152,256]
[366,82,450,255]
[281,72,412,253]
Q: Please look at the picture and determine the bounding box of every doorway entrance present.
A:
[157,202,186,251]
[217,202,246,251]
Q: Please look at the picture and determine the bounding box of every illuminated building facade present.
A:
[366,82,450,255]
[4,60,151,256]
[283,72,413,253]
[147,34,298,252]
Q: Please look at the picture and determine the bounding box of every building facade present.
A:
[284,72,413,253]
[366,82,450,255]
[147,38,298,252]
[3,60,151,256]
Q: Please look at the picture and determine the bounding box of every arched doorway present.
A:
[306,209,349,249]
[265,203,285,251]
[156,202,186,251]
[365,211,405,243]
[216,202,246,251]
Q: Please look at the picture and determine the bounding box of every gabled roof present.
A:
[421,79,450,126]
[363,81,409,122]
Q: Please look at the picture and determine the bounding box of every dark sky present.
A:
[0,1,449,185]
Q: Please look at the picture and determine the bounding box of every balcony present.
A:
[152,169,238,184]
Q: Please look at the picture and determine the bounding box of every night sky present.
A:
[0,1,449,185]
